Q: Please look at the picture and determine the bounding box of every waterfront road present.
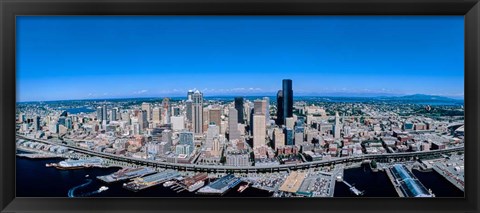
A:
[17,135,464,173]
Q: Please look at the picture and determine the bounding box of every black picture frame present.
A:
[1,0,479,212]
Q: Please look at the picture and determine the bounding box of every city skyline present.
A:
[17,16,464,102]
[16,76,465,198]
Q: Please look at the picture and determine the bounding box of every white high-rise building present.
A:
[274,127,285,149]
[334,111,341,139]
[171,116,185,131]
[206,124,219,149]
[253,114,266,148]
[228,108,241,141]
[286,117,295,129]
[162,98,171,124]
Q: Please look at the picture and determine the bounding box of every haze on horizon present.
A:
[16,16,464,102]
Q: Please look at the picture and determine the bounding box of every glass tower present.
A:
[282,79,293,124]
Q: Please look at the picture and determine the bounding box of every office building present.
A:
[187,90,194,101]
[171,116,185,131]
[203,108,210,133]
[228,108,241,141]
[173,107,181,116]
[234,97,244,124]
[286,117,295,129]
[152,107,161,124]
[96,106,103,121]
[179,131,194,148]
[334,111,341,139]
[276,90,284,126]
[205,124,219,149]
[209,108,222,127]
[138,110,148,132]
[192,90,203,134]
[162,98,171,124]
[254,99,266,115]
[111,108,117,121]
[263,97,270,125]
[34,116,41,131]
[282,79,293,124]
[141,102,151,121]
[253,114,266,148]
[273,127,285,150]
[186,100,193,122]
[285,128,294,146]
[102,105,108,122]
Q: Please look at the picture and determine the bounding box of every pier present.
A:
[342,180,364,196]
[387,164,433,197]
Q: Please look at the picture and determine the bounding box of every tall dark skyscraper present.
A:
[234,97,244,124]
[192,90,203,134]
[282,79,293,124]
[276,90,284,126]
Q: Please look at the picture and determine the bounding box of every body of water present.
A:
[16,156,463,198]
[61,107,95,114]
[16,156,271,197]
[334,164,398,197]
[334,164,464,197]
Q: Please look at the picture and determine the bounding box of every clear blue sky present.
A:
[16,16,464,102]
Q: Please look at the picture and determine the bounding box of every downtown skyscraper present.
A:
[276,90,284,126]
[228,108,241,141]
[234,97,244,124]
[192,90,203,134]
[282,79,293,124]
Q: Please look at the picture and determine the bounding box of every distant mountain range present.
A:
[379,94,461,101]
[18,93,464,103]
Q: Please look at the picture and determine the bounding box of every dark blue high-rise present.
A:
[282,79,293,124]
[234,97,244,124]
[276,90,284,126]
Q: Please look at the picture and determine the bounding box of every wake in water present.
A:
[68,179,93,197]
[68,179,109,197]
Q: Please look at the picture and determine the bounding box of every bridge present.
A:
[17,135,464,173]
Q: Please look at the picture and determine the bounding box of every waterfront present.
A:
[17,156,463,197]
[334,164,397,197]
[412,169,464,197]
[16,156,272,197]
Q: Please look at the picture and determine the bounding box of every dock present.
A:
[342,180,364,196]
[385,168,405,197]
[197,174,241,195]
[123,170,181,192]
[387,164,434,197]
[97,167,156,183]
[16,153,63,159]
[432,164,464,192]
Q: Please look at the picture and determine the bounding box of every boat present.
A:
[45,163,56,167]
[98,186,109,192]
[237,183,250,193]
[187,180,205,192]
[85,175,90,178]
[163,181,176,187]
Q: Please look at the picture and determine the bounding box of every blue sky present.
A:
[16,16,464,102]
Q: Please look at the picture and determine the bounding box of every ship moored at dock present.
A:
[123,170,181,192]
[55,157,104,170]
[97,167,156,183]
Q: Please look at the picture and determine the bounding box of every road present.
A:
[17,135,464,173]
